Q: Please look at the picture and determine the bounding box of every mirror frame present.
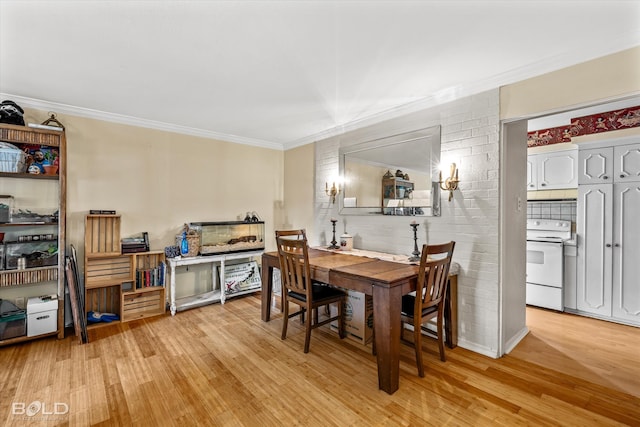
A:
[338,126,441,217]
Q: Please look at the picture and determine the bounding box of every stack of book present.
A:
[121,232,149,254]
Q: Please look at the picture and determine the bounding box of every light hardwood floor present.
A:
[1,295,638,426]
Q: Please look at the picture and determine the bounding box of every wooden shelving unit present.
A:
[0,123,66,346]
[84,214,166,327]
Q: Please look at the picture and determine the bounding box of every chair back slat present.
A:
[417,241,455,309]
[276,235,312,298]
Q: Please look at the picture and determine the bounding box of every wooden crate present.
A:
[86,285,121,317]
[85,255,132,289]
[85,215,121,256]
[121,289,164,321]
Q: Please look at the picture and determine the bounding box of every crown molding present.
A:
[0,93,284,151]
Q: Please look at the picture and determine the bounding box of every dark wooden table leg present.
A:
[372,284,403,394]
[444,275,458,348]
[261,260,274,322]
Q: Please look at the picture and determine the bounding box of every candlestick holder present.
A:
[408,223,420,262]
[328,219,340,249]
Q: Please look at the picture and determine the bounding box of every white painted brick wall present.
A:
[313,89,501,357]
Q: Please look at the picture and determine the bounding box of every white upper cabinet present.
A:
[528,149,578,190]
[614,143,640,182]
[579,142,640,184]
[578,147,614,184]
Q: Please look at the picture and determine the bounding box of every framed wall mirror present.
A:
[339,126,441,217]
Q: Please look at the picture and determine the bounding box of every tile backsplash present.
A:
[527,200,576,223]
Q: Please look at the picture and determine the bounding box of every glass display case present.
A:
[189,221,265,255]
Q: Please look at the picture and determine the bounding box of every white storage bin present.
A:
[27,296,58,337]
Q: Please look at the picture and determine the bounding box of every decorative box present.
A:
[189,221,264,255]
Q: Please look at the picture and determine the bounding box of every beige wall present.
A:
[282,143,315,240]
[21,108,284,266]
[501,46,640,120]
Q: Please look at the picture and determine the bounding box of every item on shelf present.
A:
[10,209,57,224]
[0,142,27,173]
[191,221,264,256]
[0,100,25,126]
[164,245,180,259]
[176,224,200,257]
[26,296,58,337]
[383,170,393,179]
[222,261,261,295]
[0,195,13,223]
[395,169,404,178]
[340,233,353,251]
[89,209,116,215]
[86,311,119,323]
[0,299,26,340]
[40,112,65,130]
[121,232,149,254]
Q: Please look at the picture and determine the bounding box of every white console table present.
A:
[166,250,264,315]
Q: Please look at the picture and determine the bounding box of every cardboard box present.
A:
[330,289,373,345]
[27,296,58,337]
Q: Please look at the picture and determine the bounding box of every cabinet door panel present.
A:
[538,150,578,190]
[578,147,613,185]
[577,184,612,316]
[527,156,537,190]
[612,183,640,324]
[614,143,640,182]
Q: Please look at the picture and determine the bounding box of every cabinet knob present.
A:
[620,174,625,178]
[603,175,608,180]
[529,184,534,188]
[606,244,612,248]
[614,243,620,248]
[540,183,547,186]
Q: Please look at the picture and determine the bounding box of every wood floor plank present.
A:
[0,296,638,426]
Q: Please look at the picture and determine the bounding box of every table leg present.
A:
[261,264,274,322]
[444,275,458,348]
[170,263,176,316]
[372,284,403,394]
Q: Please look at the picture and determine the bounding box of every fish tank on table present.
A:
[189,221,264,255]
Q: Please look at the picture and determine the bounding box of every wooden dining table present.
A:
[261,248,458,395]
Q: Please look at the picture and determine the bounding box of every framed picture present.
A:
[220,261,261,295]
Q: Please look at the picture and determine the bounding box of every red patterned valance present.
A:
[527,105,640,147]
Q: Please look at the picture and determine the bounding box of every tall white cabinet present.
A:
[577,139,640,325]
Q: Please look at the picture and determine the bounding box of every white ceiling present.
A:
[1,1,639,150]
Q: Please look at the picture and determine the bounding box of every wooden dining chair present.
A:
[400,241,456,377]
[276,233,346,353]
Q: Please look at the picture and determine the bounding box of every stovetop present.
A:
[526,219,572,242]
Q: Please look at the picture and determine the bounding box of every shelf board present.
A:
[123,285,165,295]
[175,290,222,312]
[0,222,58,227]
[86,252,123,259]
[85,279,125,289]
[0,266,59,287]
[0,172,58,180]
[86,320,121,330]
[0,330,58,346]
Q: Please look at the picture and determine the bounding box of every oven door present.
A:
[526,240,564,287]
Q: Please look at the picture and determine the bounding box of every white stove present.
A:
[526,219,572,311]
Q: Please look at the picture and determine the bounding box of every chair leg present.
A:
[281,298,289,340]
[304,305,313,353]
[414,320,425,377]
[437,310,446,362]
